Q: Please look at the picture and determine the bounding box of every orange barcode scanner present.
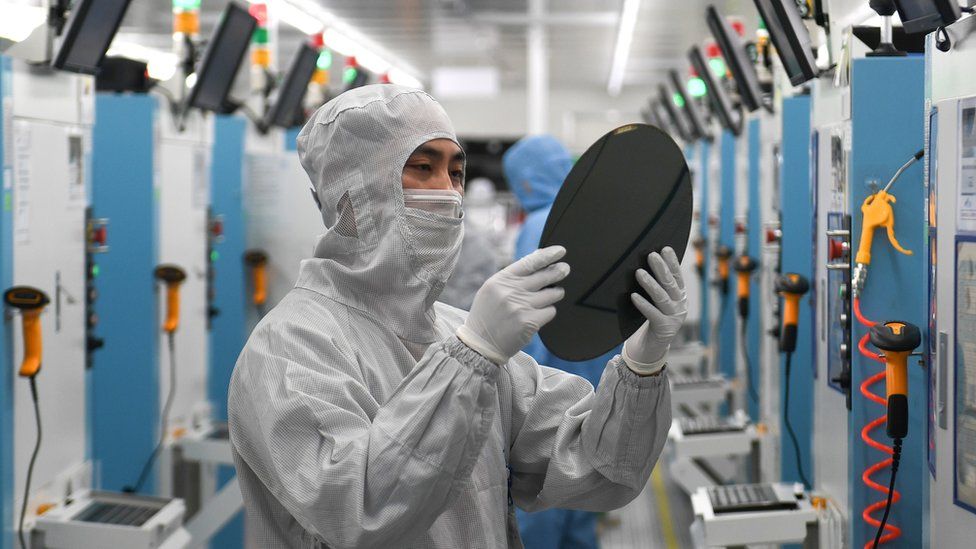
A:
[3,287,50,378]
[154,265,187,333]
[733,255,758,319]
[776,273,810,353]
[869,321,921,439]
[715,245,733,295]
[692,237,706,278]
[243,250,269,307]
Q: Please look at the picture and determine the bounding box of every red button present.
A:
[828,238,846,260]
[93,226,107,246]
[766,228,781,244]
[735,222,745,234]
[212,220,224,237]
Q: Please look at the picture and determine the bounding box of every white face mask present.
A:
[402,188,463,219]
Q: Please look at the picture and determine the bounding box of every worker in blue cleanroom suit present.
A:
[504,135,623,549]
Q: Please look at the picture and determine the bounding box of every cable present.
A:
[740,321,760,407]
[782,352,811,488]
[872,438,902,549]
[854,298,902,548]
[126,331,177,494]
[18,378,41,549]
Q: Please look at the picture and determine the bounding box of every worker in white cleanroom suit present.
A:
[228,84,686,548]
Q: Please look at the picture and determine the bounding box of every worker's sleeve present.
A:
[505,353,671,512]
[229,323,498,549]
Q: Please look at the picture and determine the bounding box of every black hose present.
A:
[783,352,811,488]
[740,321,760,407]
[126,331,177,494]
[19,377,41,549]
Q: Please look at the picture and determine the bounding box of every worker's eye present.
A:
[450,169,464,181]
[410,163,433,172]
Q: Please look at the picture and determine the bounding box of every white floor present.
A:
[598,466,696,549]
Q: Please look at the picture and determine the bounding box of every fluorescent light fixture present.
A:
[322,28,357,56]
[275,0,325,35]
[106,41,179,81]
[0,3,47,43]
[248,0,424,88]
[355,49,390,74]
[387,67,422,89]
[606,0,641,96]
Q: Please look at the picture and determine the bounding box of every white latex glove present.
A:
[622,247,688,375]
[457,246,570,365]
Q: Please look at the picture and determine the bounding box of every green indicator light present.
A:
[688,77,707,98]
[172,0,201,10]
[3,191,10,212]
[343,67,358,84]
[672,93,685,108]
[91,265,100,278]
[252,28,269,44]
[210,250,219,262]
[316,50,332,70]
[708,57,727,79]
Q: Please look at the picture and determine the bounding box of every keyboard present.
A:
[74,501,158,526]
[708,484,799,514]
[679,416,746,435]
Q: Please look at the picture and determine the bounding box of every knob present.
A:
[839,343,850,360]
[828,238,848,260]
[87,336,105,351]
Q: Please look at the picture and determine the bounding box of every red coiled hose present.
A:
[853,298,901,547]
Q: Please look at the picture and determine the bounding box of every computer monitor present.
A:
[186,2,257,113]
[705,5,764,112]
[52,0,134,74]
[689,45,742,136]
[266,44,318,128]
[669,69,712,141]
[752,0,818,86]
[658,85,693,142]
[892,0,961,34]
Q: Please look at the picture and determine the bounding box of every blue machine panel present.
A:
[90,94,160,493]
[779,96,814,488]
[849,56,926,547]
[746,118,762,420]
[719,130,737,384]
[1,54,14,549]
[285,127,301,151]
[208,115,247,548]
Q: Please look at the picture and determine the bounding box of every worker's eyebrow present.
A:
[409,145,466,163]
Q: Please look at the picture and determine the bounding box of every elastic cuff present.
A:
[455,325,507,365]
[444,337,499,377]
[622,341,668,375]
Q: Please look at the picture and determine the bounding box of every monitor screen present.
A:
[689,45,741,135]
[658,84,692,142]
[52,0,134,74]
[893,0,961,34]
[752,0,818,86]
[669,69,711,141]
[187,3,257,113]
[706,5,764,112]
[267,44,318,128]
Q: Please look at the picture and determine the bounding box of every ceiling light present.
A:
[387,68,422,89]
[274,0,324,35]
[606,0,641,96]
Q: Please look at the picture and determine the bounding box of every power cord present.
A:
[18,377,41,549]
[872,438,902,549]
[783,352,811,488]
[740,321,760,407]
[126,331,177,494]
